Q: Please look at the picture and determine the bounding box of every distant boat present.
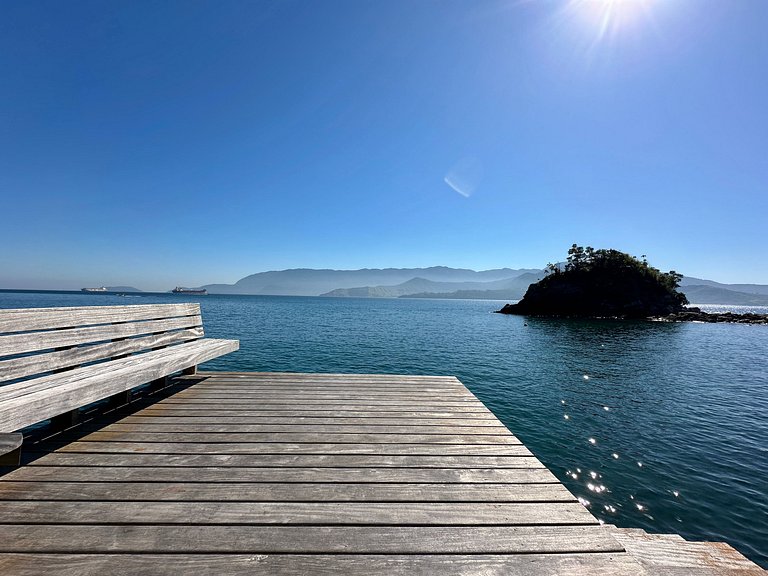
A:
[81,287,107,292]
[172,287,208,295]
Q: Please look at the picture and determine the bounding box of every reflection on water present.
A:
[1,291,767,567]
[487,315,768,567]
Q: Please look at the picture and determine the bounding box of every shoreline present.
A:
[496,305,768,324]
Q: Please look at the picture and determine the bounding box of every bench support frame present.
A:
[0,433,23,467]
[50,409,80,432]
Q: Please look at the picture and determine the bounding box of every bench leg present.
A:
[182,365,197,375]
[108,390,132,408]
[51,409,80,431]
[0,433,23,467]
[0,446,21,467]
[148,376,168,392]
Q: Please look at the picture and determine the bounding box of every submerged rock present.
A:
[651,308,768,324]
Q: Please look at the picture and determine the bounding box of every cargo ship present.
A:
[172,287,208,295]
[81,287,108,292]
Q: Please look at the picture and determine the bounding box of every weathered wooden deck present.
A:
[0,372,763,575]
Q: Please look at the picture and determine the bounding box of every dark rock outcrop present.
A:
[497,267,686,319]
[651,307,768,324]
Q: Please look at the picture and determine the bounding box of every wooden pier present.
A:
[0,372,764,575]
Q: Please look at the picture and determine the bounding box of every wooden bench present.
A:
[0,303,238,465]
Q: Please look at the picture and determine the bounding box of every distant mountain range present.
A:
[320,273,545,298]
[200,267,768,306]
[202,267,540,296]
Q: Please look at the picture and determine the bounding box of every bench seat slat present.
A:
[0,338,239,433]
[0,304,200,334]
[0,327,205,383]
[1,339,232,403]
[0,315,202,358]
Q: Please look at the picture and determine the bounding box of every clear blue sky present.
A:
[1,0,766,290]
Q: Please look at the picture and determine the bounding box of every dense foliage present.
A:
[546,244,685,294]
[500,245,688,318]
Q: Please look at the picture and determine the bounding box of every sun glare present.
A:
[562,0,658,46]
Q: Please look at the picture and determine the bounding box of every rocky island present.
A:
[497,245,768,324]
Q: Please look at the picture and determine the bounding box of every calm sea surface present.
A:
[2,290,767,567]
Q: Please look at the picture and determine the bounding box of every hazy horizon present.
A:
[1,262,765,294]
[2,1,766,289]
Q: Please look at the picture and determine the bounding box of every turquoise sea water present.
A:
[2,290,767,567]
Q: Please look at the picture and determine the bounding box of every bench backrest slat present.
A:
[0,327,204,383]
[0,303,200,333]
[0,303,205,384]
[0,315,202,357]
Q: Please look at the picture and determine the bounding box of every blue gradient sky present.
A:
[1,0,766,290]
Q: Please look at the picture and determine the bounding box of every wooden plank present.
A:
[0,553,647,576]
[192,380,466,387]
[170,393,479,401]
[118,415,503,426]
[47,441,527,455]
[190,385,471,393]
[134,409,498,419]
[0,525,626,553]
[0,303,200,334]
[187,378,469,389]
[67,431,521,444]
[0,481,576,502]
[0,315,202,357]
[607,526,764,572]
[0,501,597,525]
[185,388,472,398]
[194,371,460,381]
[75,423,511,435]
[25,452,539,467]
[3,466,558,483]
[0,328,204,382]
[1,340,232,402]
[193,377,466,385]
[151,400,493,411]
[173,376,461,384]
[0,339,239,432]
[173,385,477,401]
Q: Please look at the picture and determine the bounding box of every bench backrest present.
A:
[0,303,204,384]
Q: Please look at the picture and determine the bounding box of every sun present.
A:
[564,0,657,43]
